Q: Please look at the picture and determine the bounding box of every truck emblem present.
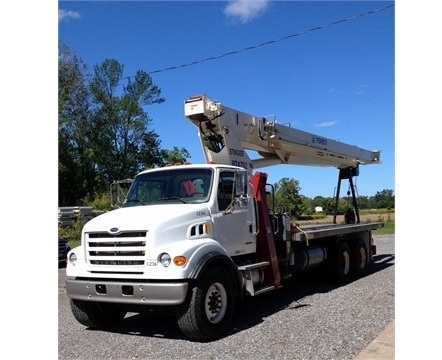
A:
[110,227,119,233]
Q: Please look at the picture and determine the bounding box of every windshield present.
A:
[123,168,213,207]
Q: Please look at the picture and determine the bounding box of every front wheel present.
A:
[176,266,235,341]
[70,299,127,329]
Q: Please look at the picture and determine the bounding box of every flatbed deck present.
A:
[292,222,384,242]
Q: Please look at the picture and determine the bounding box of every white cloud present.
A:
[59,9,80,23]
[224,0,269,24]
[314,120,337,128]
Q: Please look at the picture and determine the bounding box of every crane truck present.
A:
[65,94,383,341]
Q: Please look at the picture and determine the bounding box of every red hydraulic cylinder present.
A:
[251,172,281,288]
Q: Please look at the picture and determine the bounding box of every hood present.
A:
[83,204,211,236]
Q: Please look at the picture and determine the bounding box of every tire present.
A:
[70,299,127,329]
[352,239,368,279]
[329,242,353,284]
[176,266,235,341]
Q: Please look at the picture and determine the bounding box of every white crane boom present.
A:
[184,94,380,173]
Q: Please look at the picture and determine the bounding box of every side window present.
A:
[217,171,235,211]
[235,170,247,197]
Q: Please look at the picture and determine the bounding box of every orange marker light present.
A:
[173,256,187,266]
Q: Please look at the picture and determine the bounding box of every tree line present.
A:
[270,178,394,218]
[59,43,394,212]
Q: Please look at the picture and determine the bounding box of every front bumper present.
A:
[66,278,188,305]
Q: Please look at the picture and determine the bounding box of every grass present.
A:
[297,210,395,235]
[372,221,395,234]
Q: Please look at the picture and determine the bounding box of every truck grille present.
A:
[86,231,147,266]
[89,231,146,238]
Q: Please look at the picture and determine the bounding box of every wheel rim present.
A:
[357,247,367,270]
[341,250,351,275]
[204,282,228,324]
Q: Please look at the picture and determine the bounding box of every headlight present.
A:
[69,252,77,265]
[159,253,171,267]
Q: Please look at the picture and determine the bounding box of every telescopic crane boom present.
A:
[184,94,381,223]
[184,94,380,172]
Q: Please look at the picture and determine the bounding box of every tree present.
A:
[320,197,336,215]
[310,195,327,213]
[273,178,305,219]
[88,59,167,190]
[159,147,192,166]
[58,45,190,206]
[357,195,371,209]
[58,42,95,205]
[372,189,395,209]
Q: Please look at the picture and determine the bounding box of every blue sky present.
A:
[58,1,395,198]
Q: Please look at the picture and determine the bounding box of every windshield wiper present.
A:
[124,199,146,206]
[158,197,188,204]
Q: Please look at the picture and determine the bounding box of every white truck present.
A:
[66,94,383,341]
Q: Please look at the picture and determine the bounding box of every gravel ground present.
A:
[58,234,394,360]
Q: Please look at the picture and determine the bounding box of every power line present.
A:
[141,3,393,76]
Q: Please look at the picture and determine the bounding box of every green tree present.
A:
[301,195,314,215]
[58,42,95,205]
[58,45,190,206]
[312,196,334,215]
[357,195,371,209]
[273,178,305,219]
[159,146,191,166]
[88,59,166,190]
[372,189,395,209]
[336,198,352,214]
[311,195,327,212]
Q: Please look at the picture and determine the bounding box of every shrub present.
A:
[58,214,83,243]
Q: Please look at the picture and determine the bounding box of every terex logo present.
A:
[311,136,327,146]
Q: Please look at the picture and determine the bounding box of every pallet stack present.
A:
[58,206,100,226]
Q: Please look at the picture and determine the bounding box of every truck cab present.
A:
[66,163,257,300]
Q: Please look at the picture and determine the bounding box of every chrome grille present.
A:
[86,231,147,266]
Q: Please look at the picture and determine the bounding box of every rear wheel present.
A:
[176,266,235,341]
[70,299,127,329]
[329,242,353,284]
[352,239,368,278]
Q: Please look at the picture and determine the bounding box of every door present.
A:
[212,169,257,256]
